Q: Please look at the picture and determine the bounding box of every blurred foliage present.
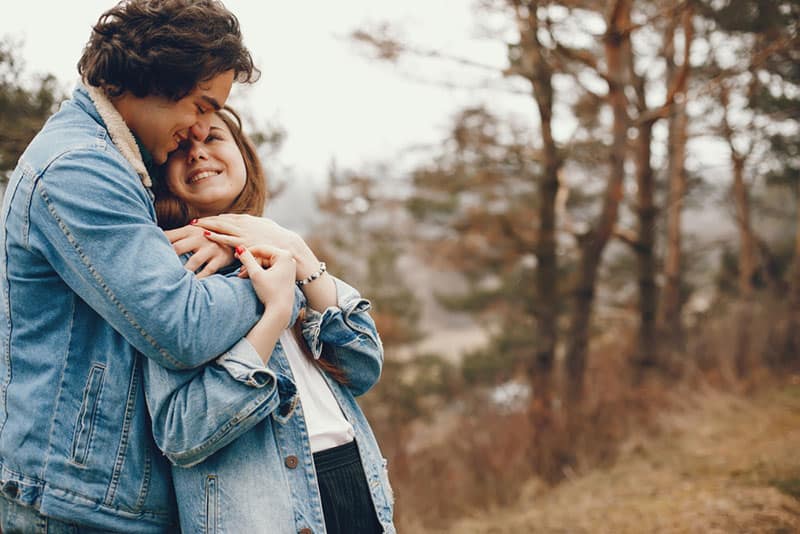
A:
[311,166,423,349]
[0,38,63,180]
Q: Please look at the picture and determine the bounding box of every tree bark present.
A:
[565,0,631,406]
[632,120,659,376]
[659,103,689,348]
[511,0,562,475]
[732,153,755,379]
[731,155,757,299]
[659,5,693,359]
[788,184,800,363]
[720,83,756,378]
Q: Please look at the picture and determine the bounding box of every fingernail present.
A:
[235,246,244,255]
[190,219,198,225]
[203,230,211,237]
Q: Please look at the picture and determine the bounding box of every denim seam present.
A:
[20,165,36,248]
[41,295,75,477]
[0,168,31,437]
[341,299,380,343]
[36,184,183,369]
[105,358,140,506]
[133,451,151,512]
[0,459,173,520]
[164,385,279,466]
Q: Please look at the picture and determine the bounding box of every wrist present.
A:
[263,294,294,324]
[293,244,321,280]
[296,262,327,287]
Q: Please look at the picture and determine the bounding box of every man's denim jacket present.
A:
[0,85,270,532]
[144,281,396,533]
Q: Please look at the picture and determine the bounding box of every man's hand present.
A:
[164,224,235,279]
[195,214,320,281]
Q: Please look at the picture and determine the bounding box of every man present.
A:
[0,1,278,531]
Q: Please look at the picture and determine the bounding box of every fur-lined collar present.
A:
[84,84,152,188]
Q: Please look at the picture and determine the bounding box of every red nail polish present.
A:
[235,246,244,255]
[190,219,198,225]
[203,230,211,237]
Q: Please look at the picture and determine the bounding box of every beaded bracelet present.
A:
[296,262,327,287]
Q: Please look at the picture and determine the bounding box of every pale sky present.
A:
[1,1,530,187]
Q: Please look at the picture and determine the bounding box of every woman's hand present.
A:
[194,214,320,281]
[164,224,235,279]
[201,214,338,312]
[236,245,297,363]
[235,244,296,316]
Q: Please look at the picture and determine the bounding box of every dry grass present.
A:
[433,381,800,533]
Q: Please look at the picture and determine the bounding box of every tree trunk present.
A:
[788,184,800,363]
[659,102,688,346]
[529,7,559,412]
[719,81,757,379]
[513,0,562,475]
[632,120,659,377]
[732,156,757,299]
[658,6,693,354]
[732,154,755,379]
[564,0,631,406]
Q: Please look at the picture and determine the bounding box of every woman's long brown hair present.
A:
[153,106,346,383]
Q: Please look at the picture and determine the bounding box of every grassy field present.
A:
[433,381,800,533]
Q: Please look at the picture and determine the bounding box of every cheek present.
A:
[234,162,247,190]
[225,151,248,190]
[164,164,185,194]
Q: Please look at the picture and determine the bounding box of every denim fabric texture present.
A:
[146,278,396,533]
[0,85,265,532]
[0,496,112,533]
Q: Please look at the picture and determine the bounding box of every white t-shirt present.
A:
[279,330,355,453]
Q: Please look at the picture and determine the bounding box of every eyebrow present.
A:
[201,95,222,111]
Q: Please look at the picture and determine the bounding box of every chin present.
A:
[152,151,168,165]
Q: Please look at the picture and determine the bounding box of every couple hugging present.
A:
[0,1,393,533]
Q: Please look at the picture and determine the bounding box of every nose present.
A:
[189,114,212,142]
[186,139,208,164]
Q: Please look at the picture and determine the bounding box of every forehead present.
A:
[189,70,235,108]
[209,113,233,133]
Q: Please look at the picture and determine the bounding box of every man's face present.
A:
[120,70,235,165]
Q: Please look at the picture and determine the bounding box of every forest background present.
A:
[2,1,799,532]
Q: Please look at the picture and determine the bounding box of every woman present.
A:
[143,107,395,533]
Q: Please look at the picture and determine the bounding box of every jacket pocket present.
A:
[71,364,105,465]
[205,475,218,534]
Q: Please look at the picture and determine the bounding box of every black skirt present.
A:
[313,440,383,534]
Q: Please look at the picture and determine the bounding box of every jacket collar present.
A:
[82,83,152,188]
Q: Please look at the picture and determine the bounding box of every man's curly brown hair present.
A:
[78,0,259,99]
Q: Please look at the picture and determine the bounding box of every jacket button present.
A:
[285,455,299,469]
[298,529,312,534]
[2,481,18,499]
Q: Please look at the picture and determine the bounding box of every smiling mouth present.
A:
[187,170,221,185]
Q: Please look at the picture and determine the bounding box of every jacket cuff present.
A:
[215,338,274,387]
[301,277,373,359]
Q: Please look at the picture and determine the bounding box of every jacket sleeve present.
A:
[301,277,384,396]
[143,337,297,467]
[27,149,261,370]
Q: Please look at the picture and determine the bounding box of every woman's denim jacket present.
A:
[0,85,268,532]
[144,279,396,534]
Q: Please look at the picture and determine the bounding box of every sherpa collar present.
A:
[84,84,152,188]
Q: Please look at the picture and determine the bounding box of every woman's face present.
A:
[164,113,247,217]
